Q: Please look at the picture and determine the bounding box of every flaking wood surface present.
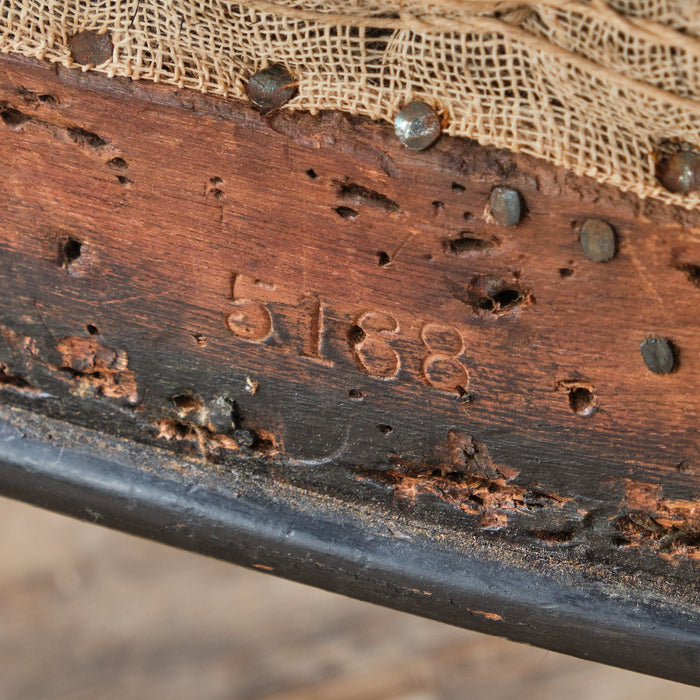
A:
[0,54,699,587]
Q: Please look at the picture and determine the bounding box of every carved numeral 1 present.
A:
[300,296,333,366]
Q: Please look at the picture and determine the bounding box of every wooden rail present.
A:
[0,53,698,684]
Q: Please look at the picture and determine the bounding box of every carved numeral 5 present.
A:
[225,274,274,343]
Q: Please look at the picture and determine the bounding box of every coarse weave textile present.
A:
[2,1,700,206]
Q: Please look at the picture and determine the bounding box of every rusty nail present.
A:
[394,102,441,151]
[234,428,256,447]
[68,31,114,67]
[658,151,700,195]
[640,337,675,374]
[246,65,298,112]
[489,187,522,227]
[579,218,616,262]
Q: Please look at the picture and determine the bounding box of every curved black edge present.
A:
[0,413,697,686]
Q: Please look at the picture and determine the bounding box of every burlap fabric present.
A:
[2,1,700,207]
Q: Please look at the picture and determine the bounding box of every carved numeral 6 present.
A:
[348,311,400,380]
[420,322,469,395]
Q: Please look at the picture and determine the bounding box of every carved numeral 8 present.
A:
[420,322,469,395]
[348,311,400,380]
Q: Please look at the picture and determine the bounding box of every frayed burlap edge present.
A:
[2,0,700,208]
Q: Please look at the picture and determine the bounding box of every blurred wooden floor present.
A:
[0,496,697,700]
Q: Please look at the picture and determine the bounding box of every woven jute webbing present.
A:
[2,1,700,207]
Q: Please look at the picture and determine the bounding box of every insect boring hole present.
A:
[347,325,366,345]
[58,237,83,269]
[377,251,391,266]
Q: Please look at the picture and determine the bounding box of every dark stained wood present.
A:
[0,52,699,673]
[0,51,698,561]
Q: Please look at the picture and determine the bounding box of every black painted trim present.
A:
[0,411,697,685]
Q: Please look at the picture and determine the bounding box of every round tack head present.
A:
[580,218,616,262]
[68,31,114,66]
[640,337,675,374]
[394,102,441,151]
[658,151,700,195]
[233,429,256,447]
[246,65,298,112]
[489,187,522,227]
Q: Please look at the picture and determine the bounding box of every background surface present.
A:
[0,496,696,700]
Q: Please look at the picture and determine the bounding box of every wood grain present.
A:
[0,52,698,621]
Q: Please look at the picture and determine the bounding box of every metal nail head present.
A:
[489,187,522,227]
[640,337,675,374]
[234,429,256,447]
[394,102,441,151]
[658,151,700,195]
[69,31,114,67]
[246,65,298,112]
[580,218,616,262]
